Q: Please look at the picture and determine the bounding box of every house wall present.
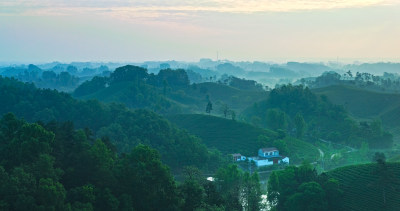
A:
[258,149,263,157]
[255,159,273,167]
[279,157,290,164]
[258,149,280,158]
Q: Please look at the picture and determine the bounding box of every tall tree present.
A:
[116,144,179,211]
[266,109,288,131]
[294,113,306,139]
[285,182,327,211]
[242,172,262,211]
[220,103,230,118]
[206,101,213,114]
[371,153,397,208]
[215,164,242,211]
[267,171,280,207]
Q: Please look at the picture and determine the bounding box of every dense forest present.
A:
[0,113,264,210]
[0,76,223,172]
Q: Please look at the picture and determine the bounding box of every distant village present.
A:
[232,147,289,167]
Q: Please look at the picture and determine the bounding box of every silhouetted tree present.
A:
[206,101,213,114]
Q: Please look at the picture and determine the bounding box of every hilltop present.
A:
[0,76,224,172]
[242,84,393,148]
[73,65,267,115]
[312,85,400,120]
[311,85,400,143]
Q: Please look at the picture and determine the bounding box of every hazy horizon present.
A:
[1,0,400,63]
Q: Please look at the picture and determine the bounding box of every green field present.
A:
[388,155,400,162]
[77,81,134,102]
[171,82,268,113]
[328,163,400,211]
[167,114,320,163]
[312,85,400,120]
[167,114,276,155]
[188,82,267,108]
[312,85,400,146]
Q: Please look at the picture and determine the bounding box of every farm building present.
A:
[232,148,289,167]
[249,148,289,167]
[231,153,246,162]
[258,147,279,158]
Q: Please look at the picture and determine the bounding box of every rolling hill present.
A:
[328,162,400,211]
[167,114,320,163]
[312,85,400,143]
[312,85,400,120]
[0,76,224,172]
[242,84,394,148]
[185,82,267,111]
[73,65,268,115]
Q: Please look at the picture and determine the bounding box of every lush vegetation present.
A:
[269,156,400,211]
[243,84,393,148]
[328,162,400,211]
[73,65,267,114]
[168,114,277,155]
[3,62,400,210]
[312,85,400,129]
[74,65,183,114]
[301,70,400,93]
[0,76,223,172]
[168,114,320,164]
[267,163,344,211]
[0,113,264,210]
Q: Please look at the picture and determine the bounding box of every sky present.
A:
[0,0,399,63]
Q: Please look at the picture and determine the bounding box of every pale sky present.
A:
[1,0,399,63]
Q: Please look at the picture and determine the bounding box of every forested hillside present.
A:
[0,114,264,210]
[267,163,344,211]
[73,65,267,114]
[0,113,179,210]
[0,76,223,172]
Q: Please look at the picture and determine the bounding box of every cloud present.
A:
[1,0,397,16]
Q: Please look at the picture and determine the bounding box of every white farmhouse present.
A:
[247,148,289,167]
[258,147,280,158]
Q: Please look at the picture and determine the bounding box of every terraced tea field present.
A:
[328,163,400,211]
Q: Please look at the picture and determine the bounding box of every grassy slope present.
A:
[328,163,400,211]
[77,81,132,102]
[167,114,319,163]
[176,82,268,113]
[167,114,274,156]
[388,155,400,162]
[312,85,400,119]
